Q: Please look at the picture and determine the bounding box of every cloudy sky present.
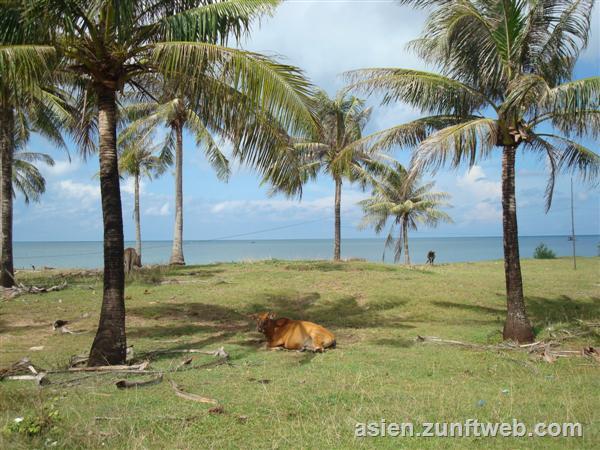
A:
[16,0,600,242]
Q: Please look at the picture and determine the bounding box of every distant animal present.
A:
[53,320,69,330]
[427,250,436,265]
[124,248,142,274]
[252,312,336,352]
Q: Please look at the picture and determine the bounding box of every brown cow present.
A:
[252,312,336,352]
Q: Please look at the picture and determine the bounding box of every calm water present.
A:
[13,235,599,269]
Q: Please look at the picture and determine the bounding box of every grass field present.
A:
[0,257,598,449]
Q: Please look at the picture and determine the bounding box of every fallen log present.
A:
[144,346,229,359]
[0,357,45,380]
[116,374,163,389]
[169,379,217,404]
[55,361,150,373]
[5,372,49,386]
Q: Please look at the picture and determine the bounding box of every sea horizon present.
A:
[13,234,599,269]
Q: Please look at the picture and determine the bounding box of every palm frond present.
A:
[411,118,497,172]
[345,68,492,114]
[152,42,317,137]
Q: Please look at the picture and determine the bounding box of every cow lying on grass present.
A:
[252,312,336,352]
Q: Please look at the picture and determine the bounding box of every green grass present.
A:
[1,258,599,449]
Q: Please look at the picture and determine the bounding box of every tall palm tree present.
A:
[359,162,452,265]
[121,84,230,265]
[270,90,376,260]
[0,4,67,287]
[347,0,599,342]
[118,130,171,263]
[18,0,316,365]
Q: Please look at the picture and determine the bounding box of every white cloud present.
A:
[457,165,501,202]
[121,177,145,196]
[470,201,502,223]
[210,189,367,220]
[245,2,427,91]
[42,159,80,177]
[57,180,100,202]
[145,202,170,217]
[446,165,503,225]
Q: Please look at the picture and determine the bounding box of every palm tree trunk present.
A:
[333,177,342,261]
[134,172,142,264]
[403,220,410,265]
[170,123,185,265]
[0,104,14,288]
[88,86,127,366]
[501,145,534,343]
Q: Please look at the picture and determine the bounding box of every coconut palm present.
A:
[347,0,599,342]
[121,84,230,265]
[16,0,315,365]
[359,162,452,265]
[118,130,171,264]
[269,90,376,260]
[0,3,68,287]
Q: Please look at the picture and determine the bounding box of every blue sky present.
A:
[15,0,600,242]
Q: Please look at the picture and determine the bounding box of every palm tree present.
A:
[359,162,452,265]
[121,84,230,265]
[270,90,376,260]
[118,130,171,264]
[0,4,67,287]
[17,0,315,365]
[347,0,599,342]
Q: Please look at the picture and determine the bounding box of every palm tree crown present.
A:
[13,148,55,204]
[359,162,452,264]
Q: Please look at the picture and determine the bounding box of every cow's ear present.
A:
[267,312,275,320]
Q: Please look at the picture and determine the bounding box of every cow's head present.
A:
[252,311,275,333]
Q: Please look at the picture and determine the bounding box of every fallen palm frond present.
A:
[415,335,600,364]
[169,379,218,404]
[5,372,49,385]
[144,346,229,359]
[115,374,164,389]
[0,358,44,379]
[0,358,50,385]
[62,361,150,373]
[2,280,68,299]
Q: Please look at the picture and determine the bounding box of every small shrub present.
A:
[533,243,556,259]
[3,402,59,437]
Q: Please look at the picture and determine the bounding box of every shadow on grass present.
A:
[372,337,415,348]
[285,262,349,272]
[246,293,415,329]
[0,318,51,334]
[431,295,600,330]
[526,295,600,324]
[432,301,505,315]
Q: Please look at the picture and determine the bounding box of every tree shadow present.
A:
[128,302,246,323]
[126,301,250,351]
[283,262,353,272]
[371,337,415,348]
[526,295,600,324]
[246,293,415,329]
[432,301,505,315]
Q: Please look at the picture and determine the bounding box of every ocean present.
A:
[13,235,599,269]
